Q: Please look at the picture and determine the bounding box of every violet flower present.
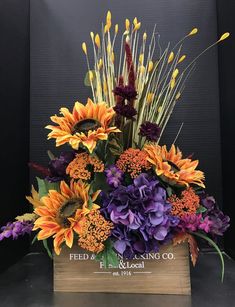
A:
[0,221,33,241]
[201,194,230,236]
[105,165,124,188]
[46,151,75,182]
[101,173,179,258]
[178,214,202,232]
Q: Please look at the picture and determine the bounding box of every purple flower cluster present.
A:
[201,194,230,236]
[0,221,33,241]
[105,165,124,188]
[46,151,75,182]
[178,214,212,233]
[101,173,179,258]
[177,194,230,236]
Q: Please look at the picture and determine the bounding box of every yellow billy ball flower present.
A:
[95,34,101,48]
[125,18,130,31]
[168,51,174,63]
[82,42,87,55]
[218,32,230,42]
[188,28,198,36]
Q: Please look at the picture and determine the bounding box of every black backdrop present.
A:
[0,0,234,272]
[0,0,30,272]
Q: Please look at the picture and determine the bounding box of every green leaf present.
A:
[196,206,207,214]
[47,150,55,160]
[43,239,53,259]
[95,239,119,268]
[31,233,38,245]
[166,186,174,197]
[193,232,225,282]
[108,137,123,156]
[91,172,108,192]
[88,196,93,210]
[84,70,96,87]
[36,177,60,198]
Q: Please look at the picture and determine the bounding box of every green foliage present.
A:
[31,233,38,245]
[196,206,207,214]
[193,232,225,282]
[47,150,55,160]
[36,177,60,199]
[84,70,96,87]
[108,137,123,157]
[95,239,119,268]
[90,172,108,193]
[43,239,53,259]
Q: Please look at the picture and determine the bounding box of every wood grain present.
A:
[54,243,191,295]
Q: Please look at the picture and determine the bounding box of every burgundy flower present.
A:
[113,85,137,102]
[113,103,137,119]
[139,121,161,142]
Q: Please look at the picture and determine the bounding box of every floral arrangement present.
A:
[1,12,230,280]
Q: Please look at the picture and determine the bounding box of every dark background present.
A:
[0,0,234,272]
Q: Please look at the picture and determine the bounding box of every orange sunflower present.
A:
[144,144,205,188]
[33,180,100,255]
[46,98,120,153]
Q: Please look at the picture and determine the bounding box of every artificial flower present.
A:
[66,152,104,181]
[139,121,161,142]
[101,173,178,258]
[113,85,137,102]
[0,221,33,241]
[78,210,113,253]
[15,213,37,222]
[144,144,205,188]
[201,194,230,236]
[26,186,44,208]
[105,165,124,187]
[33,180,100,255]
[168,187,200,217]
[46,151,76,182]
[113,103,137,119]
[46,98,120,153]
[116,148,151,178]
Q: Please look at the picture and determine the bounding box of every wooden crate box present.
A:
[54,243,191,295]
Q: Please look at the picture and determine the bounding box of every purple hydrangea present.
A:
[105,165,124,188]
[0,221,33,241]
[201,194,230,236]
[46,151,75,182]
[101,173,179,258]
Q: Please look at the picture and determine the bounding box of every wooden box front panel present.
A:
[54,243,191,295]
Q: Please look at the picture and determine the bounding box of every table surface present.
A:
[0,252,234,307]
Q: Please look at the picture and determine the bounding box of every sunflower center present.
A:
[73,119,101,135]
[57,198,83,228]
[166,160,180,172]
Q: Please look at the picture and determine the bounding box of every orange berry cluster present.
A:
[78,210,113,253]
[168,187,200,217]
[116,148,151,178]
[66,152,104,180]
